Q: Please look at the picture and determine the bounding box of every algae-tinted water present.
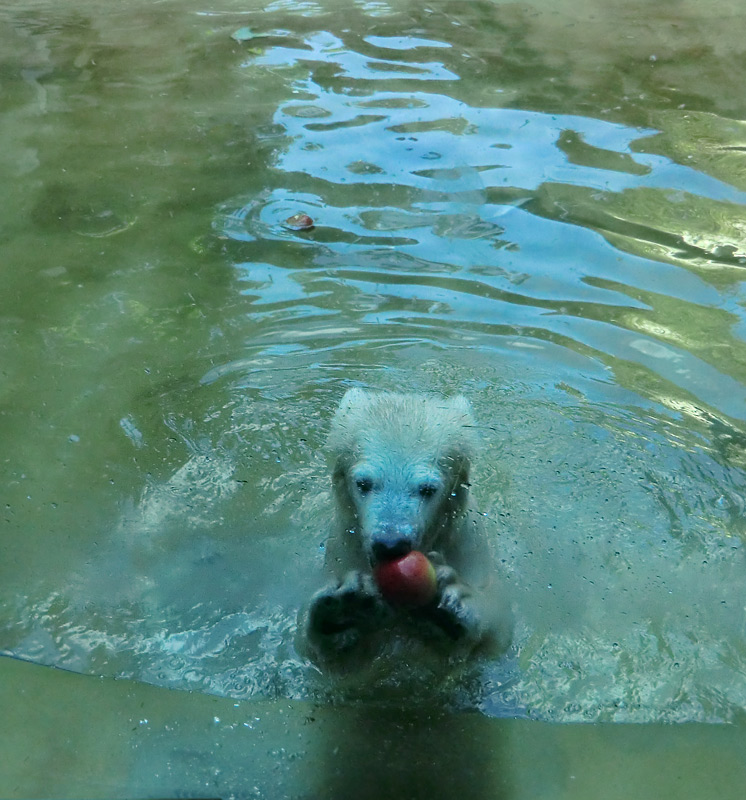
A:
[2,0,746,795]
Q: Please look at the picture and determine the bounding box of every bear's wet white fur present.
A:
[328,389,477,566]
[303,388,509,666]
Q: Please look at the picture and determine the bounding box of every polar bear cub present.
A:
[304,388,507,663]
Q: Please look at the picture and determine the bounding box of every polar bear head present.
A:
[327,389,477,565]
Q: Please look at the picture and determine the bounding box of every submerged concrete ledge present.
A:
[2,656,744,800]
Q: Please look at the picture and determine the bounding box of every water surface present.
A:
[2,0,746,792]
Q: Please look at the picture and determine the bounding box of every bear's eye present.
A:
[418,482,439,499]
[356,477,374,495]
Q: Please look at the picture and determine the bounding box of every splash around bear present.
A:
[302,389,511,667]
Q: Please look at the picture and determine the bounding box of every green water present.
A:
[2,0,746,796]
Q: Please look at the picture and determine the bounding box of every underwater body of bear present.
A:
[303,388,511,667]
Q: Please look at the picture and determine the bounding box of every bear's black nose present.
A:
[372,536,412,563]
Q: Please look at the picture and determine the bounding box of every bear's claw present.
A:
[306,570,390,651]
[423,577,483,643]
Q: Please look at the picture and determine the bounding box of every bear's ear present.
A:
[337,387,371,414]
[445,395,478,457]
[328,388,370,454]
[446,395,473,418]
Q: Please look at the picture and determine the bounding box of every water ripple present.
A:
[5,8,746,726]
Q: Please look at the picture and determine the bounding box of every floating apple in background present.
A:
[283,212,315,231]
[374,550,437,607]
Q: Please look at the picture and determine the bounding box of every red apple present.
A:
[283,212,314,231]
[374,551,437,607]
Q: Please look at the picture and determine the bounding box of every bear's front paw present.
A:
[421,567,483,644]
[305,571,390,654]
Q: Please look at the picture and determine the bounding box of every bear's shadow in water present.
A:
[318,700,512,800]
